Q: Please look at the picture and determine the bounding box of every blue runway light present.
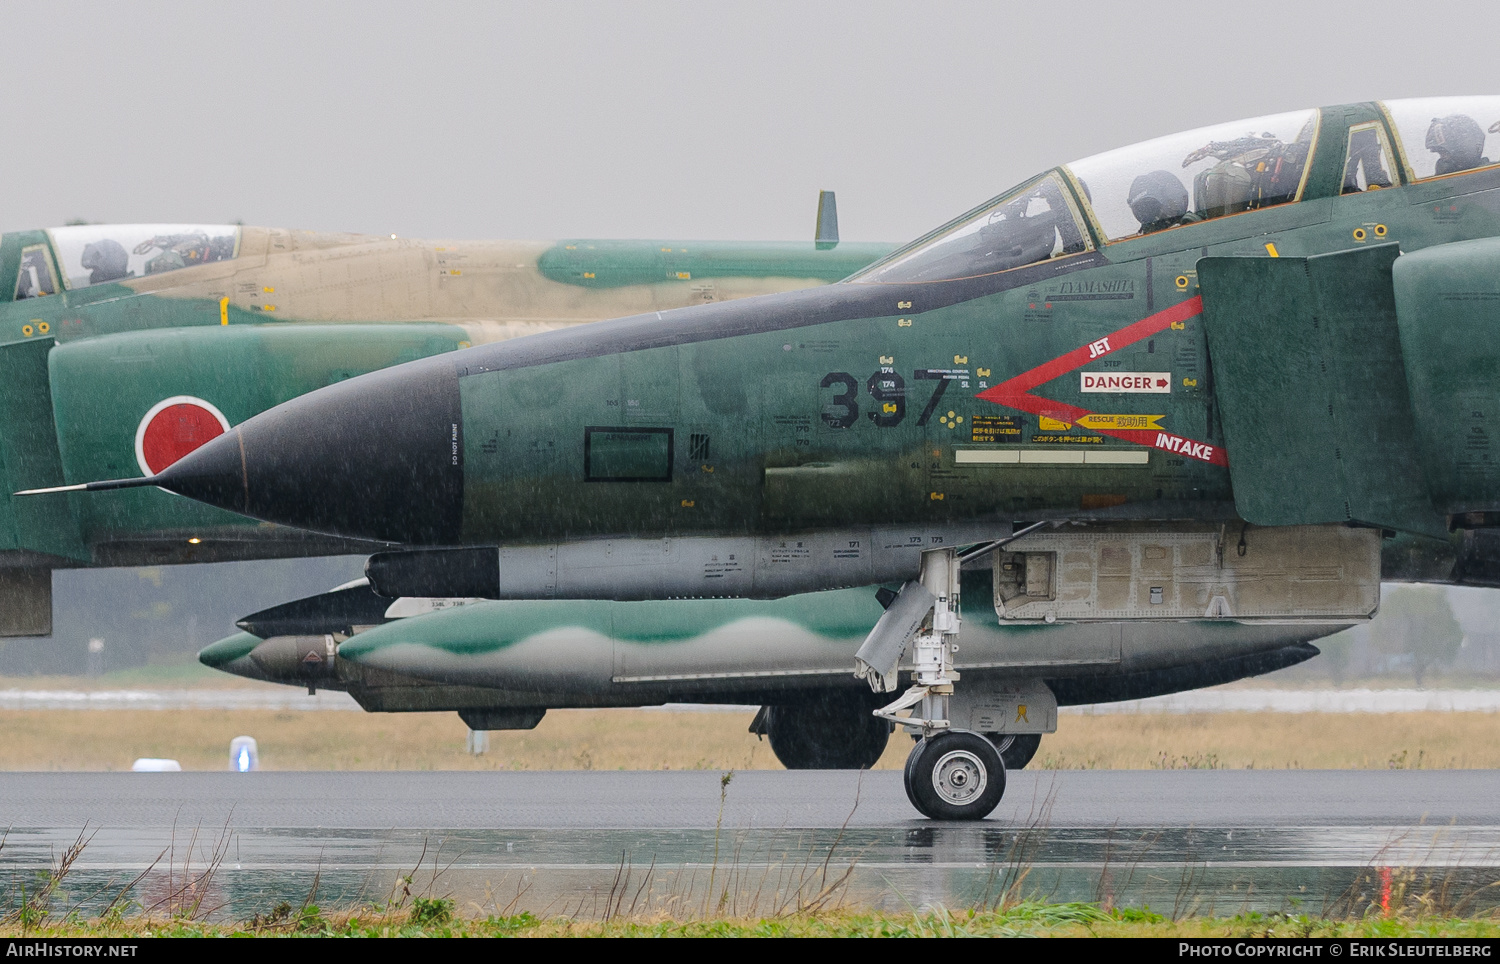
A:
[229,736,259,772]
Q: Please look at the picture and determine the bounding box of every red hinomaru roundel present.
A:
[134,396,232,477]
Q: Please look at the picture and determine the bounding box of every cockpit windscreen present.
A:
[852,172,1091,284]
[1066,109,1318,242]
[47,224,241,290]
[1382,96,1500,182]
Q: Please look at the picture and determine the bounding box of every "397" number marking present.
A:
[820,370,959,429]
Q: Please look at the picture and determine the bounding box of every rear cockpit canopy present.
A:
[855,97,1500,285]
[45,224,241,292]
[1068,108,1318,242]
[1383,96,1500,180]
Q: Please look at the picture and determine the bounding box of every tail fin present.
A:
[815,190,839,248]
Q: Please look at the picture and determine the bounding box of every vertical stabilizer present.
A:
[815,190,839,249]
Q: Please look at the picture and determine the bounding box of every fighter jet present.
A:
[41,97,1500,818]
[0,195,891,634]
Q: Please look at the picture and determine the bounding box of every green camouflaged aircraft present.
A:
[0,195,891,634]
[50,97,1500,818]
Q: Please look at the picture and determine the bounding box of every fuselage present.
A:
[154,97,1500,593]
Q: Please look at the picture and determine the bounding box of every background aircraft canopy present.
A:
[1068,108,1317,241]
[47,224,241,290]
[852,171,1093,284]
[1383,96,1500,182]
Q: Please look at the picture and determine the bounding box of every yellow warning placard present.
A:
[1039,414,1165,432]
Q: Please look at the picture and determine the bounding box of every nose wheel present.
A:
[904,731,1006,821]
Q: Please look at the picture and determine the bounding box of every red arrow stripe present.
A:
[976,295,1203,401]
[973,295,1228,467]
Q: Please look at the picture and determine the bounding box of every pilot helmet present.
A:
[1426,114,1487,166]
[80,238,130,284]
[1127,170,1190,227]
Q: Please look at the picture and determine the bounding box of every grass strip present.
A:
[2,708,1500,771]
[5,904,1500,938]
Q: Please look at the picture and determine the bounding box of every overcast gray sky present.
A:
[7,0,1497,244]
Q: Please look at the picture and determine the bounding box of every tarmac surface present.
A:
[3,769,1497,829]
[3,771,1498,918]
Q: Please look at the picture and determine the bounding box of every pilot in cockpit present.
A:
[1127,170,1199,234]
[80,239,131,284]
[1427,115,1491,176]
[976,177,1087,265]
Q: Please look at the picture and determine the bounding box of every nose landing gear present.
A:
[859,545,1007,821]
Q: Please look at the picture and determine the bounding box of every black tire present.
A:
[903,736,920,800]
[990,733,1042,770]
[765,693,891,769]
[905,731,1007,821]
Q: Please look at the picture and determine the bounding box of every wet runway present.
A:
[4,771,1498,918]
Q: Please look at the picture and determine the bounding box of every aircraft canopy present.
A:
[851,171,1093,285]
[855,97,1500,286]
[46,224,241,291]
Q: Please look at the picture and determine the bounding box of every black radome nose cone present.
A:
[156,357,464,544]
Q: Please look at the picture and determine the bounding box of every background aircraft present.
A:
[0,197,892,636]
[101,97,1500,817]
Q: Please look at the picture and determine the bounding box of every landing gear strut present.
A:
[857,546,1006,821]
